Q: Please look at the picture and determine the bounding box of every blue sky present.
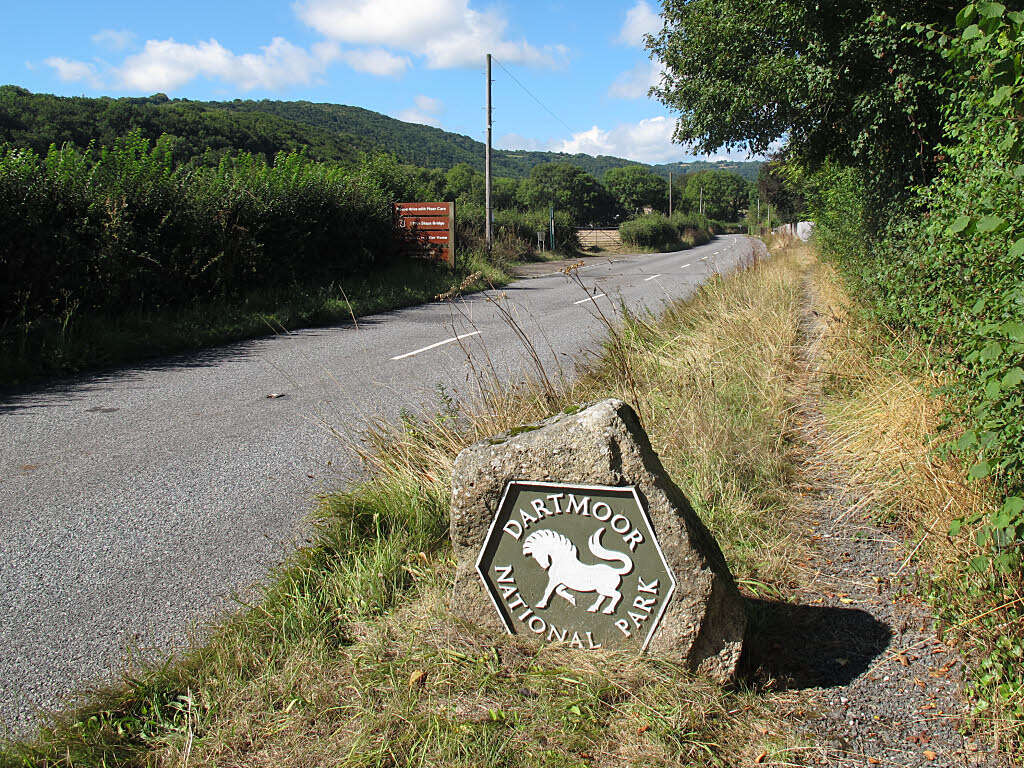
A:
[5,0,751,164]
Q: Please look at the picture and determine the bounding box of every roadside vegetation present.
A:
[804,6,1024,735]
[0,123,749,386]
[651,0,1024,739]
[617,211,743,252]
[808,254,1023,749]
[0,138,502,385]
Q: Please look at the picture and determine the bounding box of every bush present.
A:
[619,214,681,249]
[669,211,709,231]
[620,212,713,250]
[0,133,398,334]
[669,211,713,244]
[455,203,579,261]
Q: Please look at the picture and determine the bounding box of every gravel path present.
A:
[762,278,1010,766]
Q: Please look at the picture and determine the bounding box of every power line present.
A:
[491,56,576,136]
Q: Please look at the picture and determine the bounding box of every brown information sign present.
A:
[476,481,677,651]
[394,201,455,264]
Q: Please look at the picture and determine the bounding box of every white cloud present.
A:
[510,117,757,164]
[501,119,757,164]
[552,116,682,164]
[295,0,566,69]
[608,59,664,99]
[415,94,442,113]
[117,37,339,92]
[340,47,410,76]
[398,109,441,127]
[501,118,683,163]
[92,28,135,52]
[617,1,661,46]
[398,94,443,126]
[45,57,102,87]
[610,2,664,102]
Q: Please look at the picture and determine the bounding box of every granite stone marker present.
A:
[450,399,746,682]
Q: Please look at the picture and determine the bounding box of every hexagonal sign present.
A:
[476,481,677,651]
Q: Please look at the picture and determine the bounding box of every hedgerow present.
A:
[0,133,397,331]
[810,1,1024,729]
[455,202,579,257]
[619,213,679,249]
[619,212,713,250]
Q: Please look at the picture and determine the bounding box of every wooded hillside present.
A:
[0,86,761,180]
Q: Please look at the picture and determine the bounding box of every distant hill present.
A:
[0,86,761,180]
[651,160,761,182]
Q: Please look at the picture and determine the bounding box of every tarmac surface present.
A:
[0,235,753,734]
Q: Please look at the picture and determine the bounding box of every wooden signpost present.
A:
[394,202,456,266]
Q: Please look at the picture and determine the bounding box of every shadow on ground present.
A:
[0,316,391,414]
[738,597,892,690]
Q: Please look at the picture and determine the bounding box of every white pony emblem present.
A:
[522,527,634,614]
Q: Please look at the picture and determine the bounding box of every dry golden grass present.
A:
[809,258,991,564]
[806,253,1023,749]
[167,575,813,768]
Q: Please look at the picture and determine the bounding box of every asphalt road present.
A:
[0,235,755,734]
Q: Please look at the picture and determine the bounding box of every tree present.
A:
[492,176,519,209]
[648,0,955,210]
[517,163,619,225]
[757,161,805,223]
[603,166,668,215]
[679,170,749,221]
[444,163,483,203]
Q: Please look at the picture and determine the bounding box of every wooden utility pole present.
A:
[699,184,704,216]
[668,171,673,216]
[549,204,554,251]
[485,53,493,256]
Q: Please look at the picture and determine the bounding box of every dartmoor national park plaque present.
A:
[476,482,676,651]
[450,398,747,683]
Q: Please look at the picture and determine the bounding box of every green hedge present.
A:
[619,212,712,250]
[619,214,678,249]
[455,202,579,254]
[809,3,1023,724]
[0,133,397,331]
[811,4,1024,572]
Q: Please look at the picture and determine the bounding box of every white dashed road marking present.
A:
[573,293,607,305]
[643,274,661,281]
[391,331,481,361]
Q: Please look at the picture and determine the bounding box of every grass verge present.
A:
[805,250,1024,751]
[2,241,821,766]
[0,253,508,389]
